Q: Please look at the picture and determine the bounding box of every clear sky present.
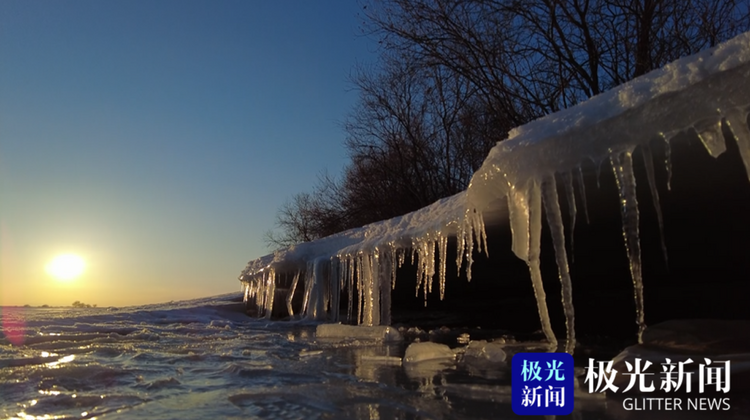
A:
[0,0,377,307]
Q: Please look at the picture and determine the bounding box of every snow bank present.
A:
[240,31,750,352]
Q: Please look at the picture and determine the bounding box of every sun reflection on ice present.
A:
[44,354,75,368]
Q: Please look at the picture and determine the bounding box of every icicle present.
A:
[287,270,300,318]
[301,258,329,321]
[302,261,313,316]
[560,171,577,256]
[471,210,488,258]
[256,275,266,316]
[379,250,392,325]
[413,235,437,306]
[414,241,424,298]
[695,120,727,158]
[356,253,366,325]
[341,255,354,323]
[610,150,646,343]
[456,217,466,277]
[508,184,531,261]
[303,263,313,319]
[541,175,576,353]
[346,256,354,324]
[339,258,346,293]
[576,166,590,224]
[725,110,750,182]
[664,136,673,190]
[316,258,329,320]
[463,211,475,282]
[508,178,557,347]
[640,145,669,265]
[428,238,435,296]
[263,269,276,319]
[438,233,448,300]
[372,251,381,325]
[247,275,257,302]
[390,246,398,290]
[454,207,485,282]
[329,257,340,322]
[360,252,375,326]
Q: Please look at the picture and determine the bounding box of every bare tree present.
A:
[364,0,750,114]
[264,173,348,249]
[341,51,498,227]
[268,0,750,248]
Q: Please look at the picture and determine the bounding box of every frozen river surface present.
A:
[0,294,520,419]
[0,294,744,419]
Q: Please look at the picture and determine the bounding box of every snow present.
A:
[240,31,750,351]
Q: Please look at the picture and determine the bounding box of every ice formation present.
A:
[240,31,750,351]
[315,323,402,342]
[403,342,456,364]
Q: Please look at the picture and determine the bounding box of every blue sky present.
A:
[0,0,378,306]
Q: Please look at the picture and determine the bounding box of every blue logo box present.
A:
[512,352,575,415]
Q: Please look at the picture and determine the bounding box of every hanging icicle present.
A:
[560,171,578,256]
[610,149,646,344]
[508,178,557,348]
[663,137,673,191]
[541,175,576,353]
[640,144,669,265]
[725,110,750,181]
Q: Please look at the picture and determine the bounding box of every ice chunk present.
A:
[463,340,507,364]
[403,342,455,364]
[315,324,403,342]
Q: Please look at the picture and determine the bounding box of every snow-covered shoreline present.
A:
[239,31,750,352]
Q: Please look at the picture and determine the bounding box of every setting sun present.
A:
[46,254,86,281]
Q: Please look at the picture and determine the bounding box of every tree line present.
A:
[267,0,750,249]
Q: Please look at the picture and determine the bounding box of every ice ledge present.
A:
[240,31,750,352]
[468,31,750,212]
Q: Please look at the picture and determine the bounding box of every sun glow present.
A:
[46,254,86,281]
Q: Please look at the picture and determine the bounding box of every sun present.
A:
[46,254,86,281]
